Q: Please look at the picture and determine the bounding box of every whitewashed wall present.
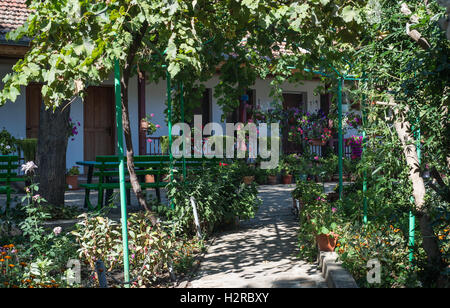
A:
[0,60,360,167]
[0,61,26,141]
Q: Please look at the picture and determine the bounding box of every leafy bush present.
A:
[72,212,202,287]
[0,128,16,155]
[166,165,261,236]
[335,222,422,288]
[1,183,79,288]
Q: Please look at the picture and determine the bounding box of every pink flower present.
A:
[332,207,337,213]
[314,156,319,160]
[147,139,153,143]
[32,194,40,201]
[150,113,155,117]
[155,124,161,128]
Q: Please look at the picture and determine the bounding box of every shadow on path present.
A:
[188,185,326,288]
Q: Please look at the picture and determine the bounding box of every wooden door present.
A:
[26,84,42,139]
[83,87,115,165]
[190,88,212,128]
[282,93,305,154]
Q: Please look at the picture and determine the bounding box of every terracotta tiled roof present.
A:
[0,0,29,35]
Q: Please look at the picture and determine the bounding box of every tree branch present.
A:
[400,3,431,49]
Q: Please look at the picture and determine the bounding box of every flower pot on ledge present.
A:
[316,233,339,252]
[66,175,79,190]
[267,175,278,185]
[281,174,293,184]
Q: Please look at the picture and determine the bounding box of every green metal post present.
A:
[362,93,368,224]
[166,70,173,171]
[179,81,187,179]
[338,77,344,200]
[114,59,130,286]
[166,69,174,209]
[409,124,419,263]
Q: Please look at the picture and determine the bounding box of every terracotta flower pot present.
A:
[66,175,79,190]
[281,174,293,184]
[267,175,278,185]
[316,233,339,252]
[145,174,155,183]
[243,176,255,185]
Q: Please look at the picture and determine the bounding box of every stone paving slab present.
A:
[188,185,327,288]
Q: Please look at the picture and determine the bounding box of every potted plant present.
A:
[241,162,255,184]
[296,181,340,251]
[266,167,278,185]
[15,138,37,162]
[66,166,80,190]
[141,113,160,135]
[145,167,155,183]
[281,154,302,184]
[278,158,293,184]
[323,154,338,182]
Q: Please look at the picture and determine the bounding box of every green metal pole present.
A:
[179,81,187,179]
[114,59,130,286]
[409,123,419,263]
[166,69,174,209]
[166,70,173,167]
[362,93,368,224]
[338,77,344,200]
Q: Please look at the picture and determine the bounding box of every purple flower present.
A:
[332,207,337,213]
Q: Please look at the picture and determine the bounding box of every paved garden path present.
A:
[187,184,327,288]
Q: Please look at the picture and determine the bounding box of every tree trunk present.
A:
[36,102,71,206]
[120,73,150,214]
[119,21,158,226]
[393,103,444,284]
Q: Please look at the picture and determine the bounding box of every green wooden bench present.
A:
[79,155,221,211]
[0,155,24,213]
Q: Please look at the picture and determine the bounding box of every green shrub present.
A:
[0,128,16,155]
[166,165,261,236]
[72,211,202,287]
[335,222,421,288]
